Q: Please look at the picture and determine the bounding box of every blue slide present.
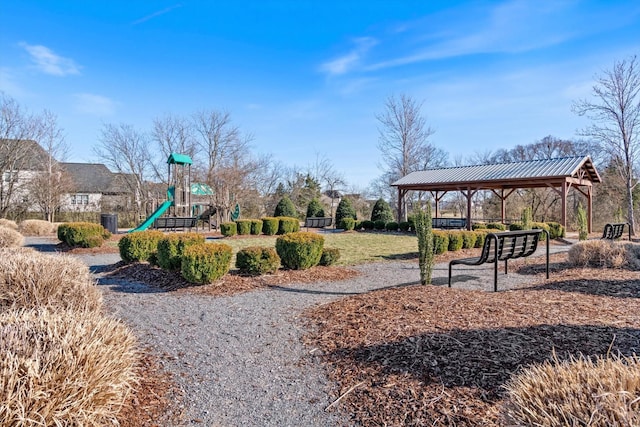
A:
[129,200,172,233]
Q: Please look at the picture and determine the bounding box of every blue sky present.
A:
[1,1,639,189]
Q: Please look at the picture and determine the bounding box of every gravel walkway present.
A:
[25,237,572,426]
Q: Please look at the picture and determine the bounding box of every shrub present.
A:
[385,221,399,232]
[373,220,386,230]
[250,219,263,235]
[474,231,487,248]
[547,221,565,239]
[0,250,102,312]
[414,204,434,285]
[370,198,394,223]
[181,243,233,284]
[504,354,640,427]
[433,231,449,254]
[335,198,357,228]
[340,217,356,231]
[472,222,487,230]
[319,248,341,266]
[0,218,18,230]
[567,240,640,269]
[0,226,23,248]
[220,221,237,237]
[509,222,524,231]
[0,309,138,426]
[275,232,324,270]
[235,246,280,276]
[236,219,252,235]
[306,198,325,218]
[353,220,363,231]
[398,221,411,232]
[57,222,109,248]
[156,232,205,271]
[532,222,551,241]
[406,214,416,231]
[277,216,300,234]
[274,195,297,218]
[361,220,374,230]
[118,230,164,263]
[461,231,477,249]
[447,231,464,251]
[19,219,55,236]
[261,217,279,235]
[577,203,588,240]
[521,207,532,230]
[486,222,507,231]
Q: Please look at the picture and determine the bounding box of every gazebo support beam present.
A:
[430,191,448,219]
[490,189,516,224]
[460,188,477,230]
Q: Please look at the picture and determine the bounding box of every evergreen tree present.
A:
[335,197,357,227]
[371,198,394,223]
[274,195,297,217]
[306,198,325,218]
[414,203,434,285]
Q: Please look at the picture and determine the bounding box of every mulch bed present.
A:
[303,254,640,426]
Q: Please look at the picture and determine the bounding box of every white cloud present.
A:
[132,4,182,25]
[73,93,116,116]
[19,42,81,76]
[320,37,377,76]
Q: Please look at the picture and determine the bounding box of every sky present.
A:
[1,0,639,190]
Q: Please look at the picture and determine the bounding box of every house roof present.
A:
[391,156,601,191]
[0,139,50,170]
[61,163,124,193]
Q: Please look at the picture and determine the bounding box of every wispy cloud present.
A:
[320,37,377,76]
[73,93,117,116]
[132,4,182,25]
[19,42,81,76]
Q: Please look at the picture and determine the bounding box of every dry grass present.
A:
[0,218,18,230]
[0,308,139,426]
[568,240,640,269]
[18,219,56,236]
[503,353,640,427]
[0,226,24,248]
[0,249,102,312]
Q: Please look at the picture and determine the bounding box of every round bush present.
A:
[474,231,487,248]
[118,230,164,263]
[433,231,449,254]
[398,221,411,232]
[509,222,524,231]
[235,246,280,276]
[370,198,394,223]
[0,218,18,230]
[547,221,565,239]
[250,219,263,235]
[532,222,550,241]
[235,219,252,235]
[18,219,55,236]
[373,220,386,230]
[385,221,399,232]
[486,222,507,231]
[0,309,138,426]
[361,220,374,230]
[275,232,324,270]
[319,248,341,266]
[261,217,279,235]
[0,249,102,312]
[181,242,233,284]
[447,231,464,251]
[0,226,24,248]
[277,216,300,234]
[306,198,325,218]
[274,196,297,217]
[461,231,477,249]
[335,198,357,228]
[472,222,487,230]
[340,217,355,231]
[157,232,205,271]
[57,222,109,248]
[220,221,237,237]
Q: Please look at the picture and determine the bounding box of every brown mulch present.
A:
[303,254,640,426]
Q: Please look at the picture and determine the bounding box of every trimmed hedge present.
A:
[509,222,524,231]
[261,217,279,235]
[386,221,399,232]
[277,216,300,234]
[235,246,280,276]
[57,222,110,248]
[156,232,205,271]
[236,219,252,235]
[181,242,232,284]
[472,222,487,230]
[486,222,507,231]
[461,231,477,249]
[340,218,355,231]
[398,221,411,232]
[361,220,374,230]
[373,220,386,230]
[118,230,164,263]
[433,231,449,254]
[447,231,464,251]
[474,231,487,248]
[275,232,324,270]
[532,222,551,241]
[319,248,341,266]
[250,219,263,235]
[220,222,237,237]
[547,221,565,239]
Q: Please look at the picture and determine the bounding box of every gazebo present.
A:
[391,156,601,232]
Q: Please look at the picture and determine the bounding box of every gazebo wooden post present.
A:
[561,181,568,232]
[461,188,476,230]
[397,188,407,221]
[588,185,593,233]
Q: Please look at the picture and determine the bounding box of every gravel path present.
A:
[25,237,572,426]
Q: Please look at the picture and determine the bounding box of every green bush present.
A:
[319,248,341,266]
[181,243,232,284]
[220,222,237,237]
[261,217,279,235]
[340,218,355,230]
[487,222,507,231]
[335,198,357,227]
[472,222,487,230]
[57,222,109,248]
[277,216,300,234]
[461,231,477,249]
[509,222,525,231]
[236,219,252,235]
[474,231,487,248]
[398,221,411,232]
[370,198,394,223]
[354,220,363,231]
[361,220,374,230]
[433,231,449,254]
[235,246,280,276]
[250,219,263,235]
[532,222,551,241]
[274,196,297,218]
[373,220,386,230]
[385,221,399,232]
[407,214,416,231]
[156,232,205,271]
[521,207,533,230]
[118,230,164,263]
[414,204,434,285]
[547,221,565,239]
[577,203,588,241]
[275,232,324,270]
[306,198,325,218]
[447,231,464,251]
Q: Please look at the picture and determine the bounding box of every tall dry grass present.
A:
[0,249,102,312]
[568,240,640,269]
[0,308,139,426]
[0,226,24,248]
[503,353,640,427]
[18,219,56,236]
[0,218,18,230]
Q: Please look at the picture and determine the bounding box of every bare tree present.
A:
[151,114,196,181]
[95,123,152,219]
[573,55,640,234]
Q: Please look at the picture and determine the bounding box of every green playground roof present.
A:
[167,152,193,165]
[191,182,214,196]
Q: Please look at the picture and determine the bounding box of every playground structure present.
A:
[130,153,216,232]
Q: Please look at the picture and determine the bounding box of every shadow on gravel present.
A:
[25,242,59,252]
[267,279,423,296]
[531,278,640,299]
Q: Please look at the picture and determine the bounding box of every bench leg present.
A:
[448,263,452,288]
[494,258,499,292]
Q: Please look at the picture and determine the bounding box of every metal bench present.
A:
[304,217,333,229]
[602,222,630,241]
[433,218,467,229]
[153,216,198,231]
[448,229,550,292]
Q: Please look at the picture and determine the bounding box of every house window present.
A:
[71,194,89,205]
